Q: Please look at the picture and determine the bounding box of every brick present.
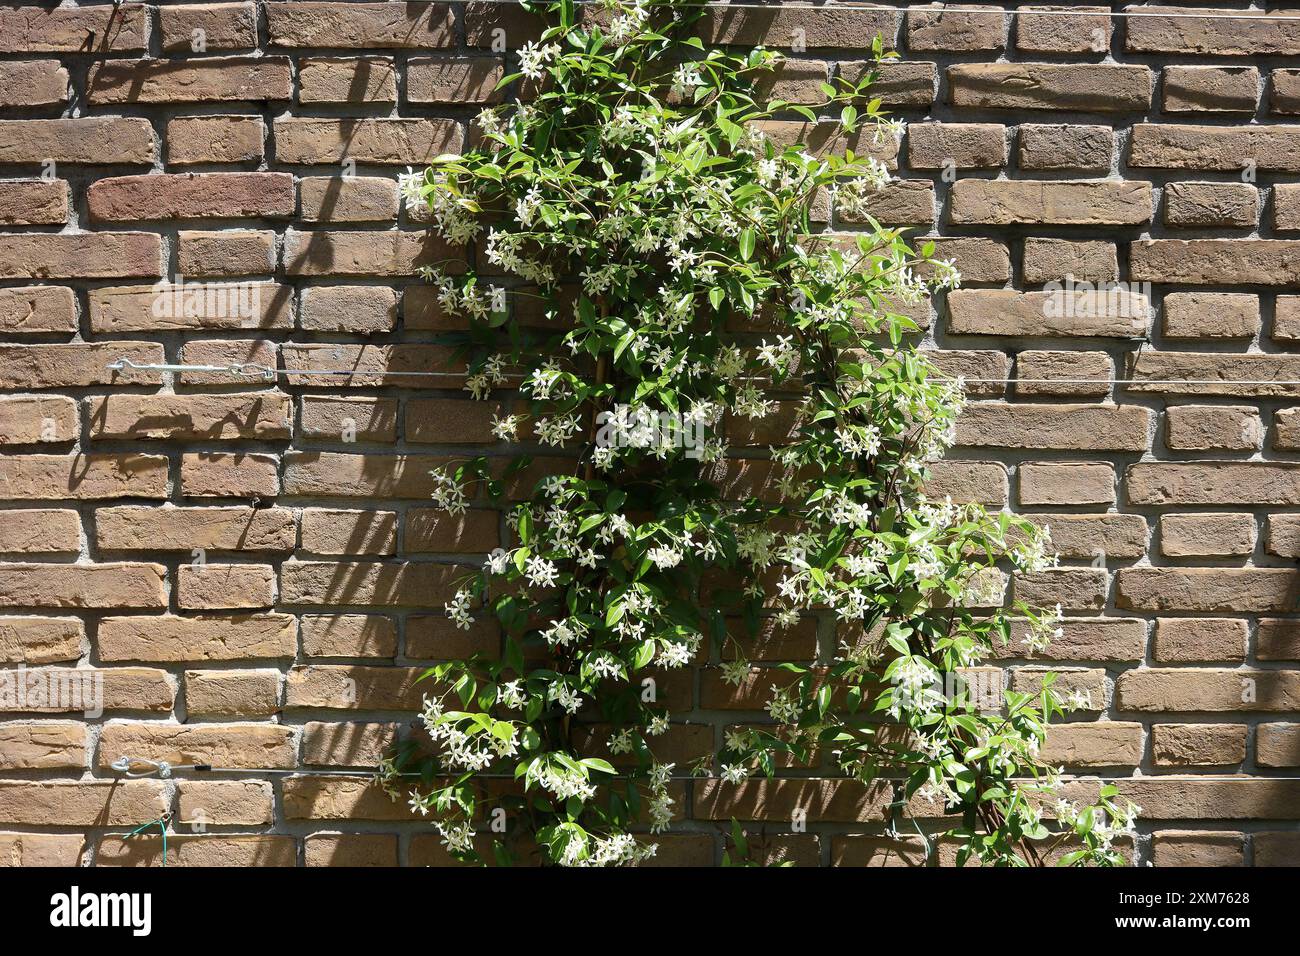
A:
[177,230,275,278]
[1166,406,1263,452]
[90,281,292,333]
[1163,66,1259,113]
[1273,70,1300,115]
[280,561,463,607]
[922,238,1010,284]
[1043,722,1142,768]
[947,288,1148,338]
[907,123,1005,170]
[274,118,462,165]
[1017,124,1112,172]
[0,452,167,500]
[695,6,899,49]
[406,615,499,660]
[300,396,398,443]
[0,5,146,53]
[1159,513,1256,561]
[300,614,397,658]
[1019,462,1114,506]
[1117,568,1300,613]
[1128,352,1300,398]
[182,453,280,498]
[0,833,85,867]
[301,510,397,556]
[0,180,67,225]
[283,775,421,821]
[89,393,292,441]
[1164,182,1258,229]
[0,617,83,665]
[299,57,398,104]
[405,397,516,444]
[839,61,937,108]
[0,562,164,610]
[0,342,165,391]
[284,231,457,277]
[0,721,87,770]
[926,350,1007,397]
[0,233,161,281]
[184,669,280,718]
[267,2,455,48]
[1266,514,1300,558]
[161,3,258,52]
[301,286,397,333]
[0,396,77,446]
[88,173,294,222]
[1152,832,1244,867]
[299,177,399,222]
[0,666,172,714]
[96,506,294,553]
[98,614,296,663]
[1022,239,1117,284]
[1163,292,1259,340]
[1118,668,1300,712]
[906,5,1005,50]
[285,665,425,710]
[178,780,274,826]
[1131,124,1300,173]
[1002,617,1144,663]
[948,63,1151,111]
[408,56,504,104]
[405,509,500,554]
[1152,724,1247,767]
[1128,8,1300,56]
[1012,569,1107,611]
[87,57,292,104]
[922,461,1007,507]
[1015,6,1111,53]
[0,287,77,336]
[697,778,891,823]
[284,451,453,498]
[0,510,79,554]
[1015,350,1112,397]
[96,834,295,867]
[950,180,1151,226]
[305,833,398,867]
[1257,723,1300,768]
[0,781,165,827]
[98,721,295,770]
[0,60,66,108]
[1029,514,1147,561]
[1256,832,1300,866]
[0,118,154,165]
[956,403,1149,451]
[837,180,934,225]
[301,721,397,766]
[167,115,264,166]
[179,339,279,386]
[1127,462,1300,505]
[1277,297,1300,343]
[1277,185,1300,232]
[1153,618,1248,663]
[178,563,274,611]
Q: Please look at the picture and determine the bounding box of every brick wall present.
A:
[0,1,1298,868]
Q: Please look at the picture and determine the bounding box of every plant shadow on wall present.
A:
[381,0,1137,867]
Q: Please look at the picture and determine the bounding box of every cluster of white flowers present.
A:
[445,588,475,631]
[518,40,559,81]
[430,470,466,515]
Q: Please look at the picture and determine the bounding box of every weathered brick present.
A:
[922,461,1007,506]
[177,229,275,277]
[1118,668,1300,712]
[1029,513,1147,561]
[0,118,155,165]
[1118,567,1300,613]
[947,288,1149,337]
[1131,124,1300,172]
[284,230,456,277]
[87,57,292,104]
[300,614,397,658]
[0,5,146,53]
[285,665,424,710]
[408,56,504,104]
[1276,184,1300,232]
[301,720,397,766]
[1159,513,1256,560]
[0,617,83,665]
[96,506,294,553]
[161,3,258,52]
[695,6,899,49]
[96,834,295,867]
[922,238,1010,284]
[0,452,166,500]
[1267,514,1300,558]
[950,180,1151,226]
[0,833,85,867]
[1128,8,1300,56]
[0,781,165,827]
[180,340,279,385]
[301,510,397,556]
[177,779,274,826]
[98,614,296,663]
[1256,832,1300,866]
[305,833,398,867]
[1001,617,1144,663]
[0,509,79,554]
[1015,351,1112,397]
[184,669,280,718]
[1276,297,1300,343]
[1152,832,1244,867]
[1273,70,1300,115]
[0,180,67,225]
[280,561,463,607]
[0,721,87,771]
[177,563,275,611]
[299,177,399,223]
[90,281,291,333]
[300,286,397,333]
[98,721,296,770]
[1128,462,1300,505]
[89,172,294,222]
[405,509,500,554]
[0,396,77,446]
[1022,239,1117,284]
[1043,722,1142,768]
[1259,620,1300,662]
[167,115,264,166]
[1019,461,1114,506]
[1257,723,1300,768]
[907,122,1005,169]
[1163,291,1259,340]
[1015,6,1111,54]
[0,562,165,610]
[925,349,1007,397]
[300,396,398,443]
[1017,124,1112,172]
[299,57,398,104]
[1152,723,1247,767]
[1165,405,1263,452]
[0,233,162,281]
[1164,182,1258,229]
[838,61,937,107]
[89,393,292,441]
[837,180,934,225]
[406,615,499,660]
[1164,66,1259,113]
[267,2,455,48]
[1012,569,1108,611]
[696,778,891,823]
[0,287,77,336]
[284,451,453,498]
[274,118,462,165]
[906,5,1005,50]
[180,452,280,499]
[948,63,1151,111]
[1153,618,1248,663]
[1128,351,1300,398]
[956,403,1149,451]
[0,666,173,714]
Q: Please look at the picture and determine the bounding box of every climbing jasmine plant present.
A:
[383,0,1137,867]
